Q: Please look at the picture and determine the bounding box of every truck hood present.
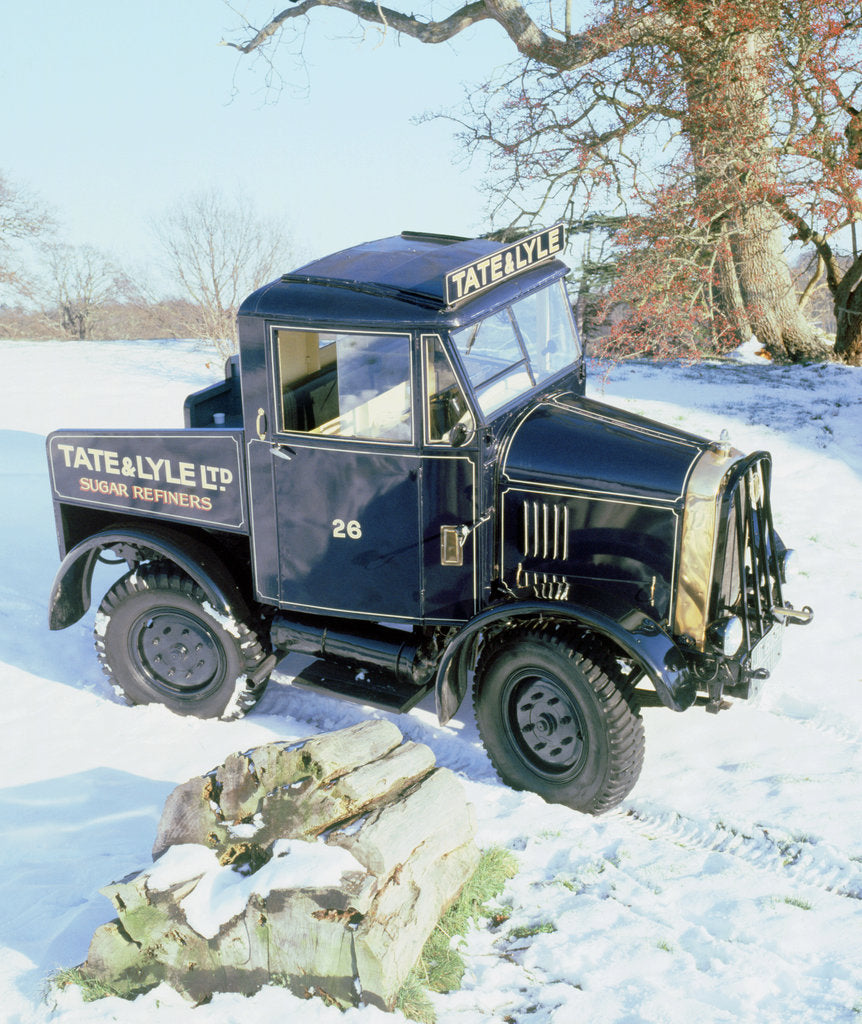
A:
[500,394,711,504]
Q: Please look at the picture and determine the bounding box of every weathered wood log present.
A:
[80,721,479,1010]
[348,769,480,1007]
[151,719,422,859]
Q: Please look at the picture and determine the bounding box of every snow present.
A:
[1,338,861,1024]
[220,675,251,721]
[145,843,219,891]
[141,839,365,940]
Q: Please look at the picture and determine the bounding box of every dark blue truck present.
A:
[46,225,811,813]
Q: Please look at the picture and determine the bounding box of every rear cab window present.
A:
[274,328,413,443]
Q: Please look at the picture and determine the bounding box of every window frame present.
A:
[450,279,582,420]
[421,333,478,447]
[269,323,416,446]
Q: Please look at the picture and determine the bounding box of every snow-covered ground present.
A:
[1,338,860,1024]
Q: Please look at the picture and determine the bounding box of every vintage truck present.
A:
[46,224,811,813]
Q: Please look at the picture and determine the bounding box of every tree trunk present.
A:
[728,202,826,361]
[82,721,481,1010]
[834,255,862,365]
[683,32,824,362]
[713,224,752,348]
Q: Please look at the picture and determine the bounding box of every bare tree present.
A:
[153,189,296,359]
[0,169,52,297]
[41,241,126,340]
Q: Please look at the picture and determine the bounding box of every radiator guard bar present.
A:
[711,452,786,668]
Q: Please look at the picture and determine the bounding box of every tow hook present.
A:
[705,674,731,715]
[773,604,814,626]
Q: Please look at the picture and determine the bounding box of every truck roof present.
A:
[238,228,569,329]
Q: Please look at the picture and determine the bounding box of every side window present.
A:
[275,328,413,442]
[424,335,475,444]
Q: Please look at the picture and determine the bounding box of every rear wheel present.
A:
[473,628,644,814]
[95,569,270,719]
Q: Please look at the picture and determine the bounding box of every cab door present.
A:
[251,326,422,621]
[419,334,481,623]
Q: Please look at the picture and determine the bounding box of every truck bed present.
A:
[47,428,249,535]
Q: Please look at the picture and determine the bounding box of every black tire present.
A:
[473,627,645,814]
[94,569,270,720]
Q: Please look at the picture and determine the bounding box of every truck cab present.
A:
[47,225,811,813]
[227,226,578,627]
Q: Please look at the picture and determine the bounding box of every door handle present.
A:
[255,408,267,440]
[272,444,295,462]
[458,511,492,544]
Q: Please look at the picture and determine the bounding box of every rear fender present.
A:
[48,523,251,630]
[435,593,697,724]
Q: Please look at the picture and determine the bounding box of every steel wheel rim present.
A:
[129,606,226,700]
[503,670,588,778]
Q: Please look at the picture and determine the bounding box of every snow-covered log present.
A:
[79,720,479,1009]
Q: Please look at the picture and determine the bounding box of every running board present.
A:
[290,658,433,714]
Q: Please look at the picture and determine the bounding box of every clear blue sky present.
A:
[1,0,521,275]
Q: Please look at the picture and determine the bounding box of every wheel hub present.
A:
[509,675,587,775]
[132,609,224,696]
[533,712,557,737]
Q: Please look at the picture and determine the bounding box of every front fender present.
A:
[434,592,697,724]
[48,523,251,630]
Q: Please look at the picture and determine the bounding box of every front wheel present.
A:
[473,628,645,814]
[94,569,271,720]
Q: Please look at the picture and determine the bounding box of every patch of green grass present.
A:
[782,896,813,910]
[49,967,123,1003]
[396,846,518,1023]
[657,939,674,953]
[395,971,437,1024]
[438,847,519,942]
[508,921,556,940]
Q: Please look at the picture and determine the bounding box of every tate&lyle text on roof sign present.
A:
[444,224,566,306]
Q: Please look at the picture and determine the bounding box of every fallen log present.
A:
[79,720,479,1010]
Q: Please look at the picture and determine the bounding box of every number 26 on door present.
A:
[332,519,362,539]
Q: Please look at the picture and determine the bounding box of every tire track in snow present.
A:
[616,804,862,900]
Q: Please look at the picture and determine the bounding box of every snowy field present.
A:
[1,337,860,1024]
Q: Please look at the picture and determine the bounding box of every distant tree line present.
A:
[0,172,297,356]
[0,296,204,343]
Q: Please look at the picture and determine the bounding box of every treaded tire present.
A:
[473,626,645,814]
[94,569,270,720]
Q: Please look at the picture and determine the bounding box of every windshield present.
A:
[451,280,580,417]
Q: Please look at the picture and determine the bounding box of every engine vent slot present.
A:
[521,500,570,561]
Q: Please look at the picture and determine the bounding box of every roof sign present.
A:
[443,223,566,306]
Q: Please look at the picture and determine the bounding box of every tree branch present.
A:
[768,193,843,295]
[225,0,493,52]
[225,0,678,71]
